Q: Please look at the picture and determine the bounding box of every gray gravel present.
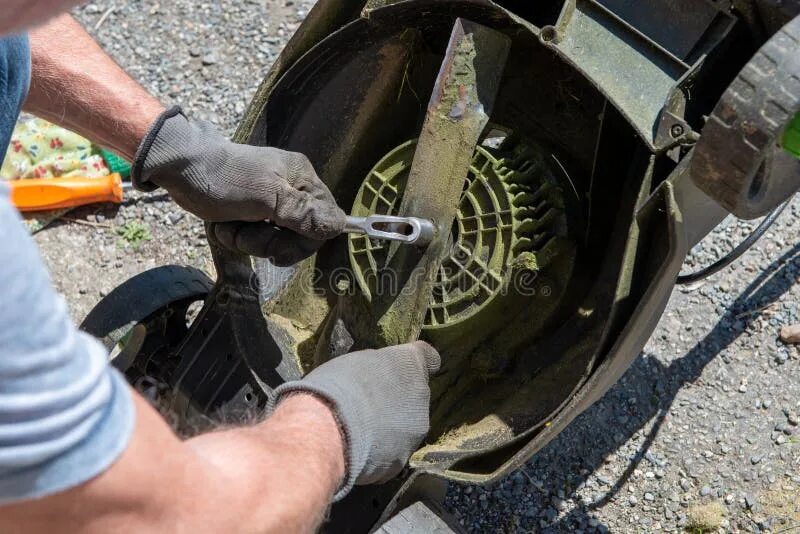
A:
[36,2,800,533]
[446,201,800,533]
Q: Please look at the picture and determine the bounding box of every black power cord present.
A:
[676,197,793,285]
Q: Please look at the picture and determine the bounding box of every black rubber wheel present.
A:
[691,14,800,219]
[81,265,215,421]
[81,265,214,350]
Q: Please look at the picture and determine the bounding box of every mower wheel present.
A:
[691,14,800,219]
[81,265,214,351]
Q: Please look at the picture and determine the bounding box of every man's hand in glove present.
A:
[132,107,346,266]
[270,341,441,500]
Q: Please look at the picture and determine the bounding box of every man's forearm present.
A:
[0,394,344,533]
[188,394,346,532]
[25,14,164,160]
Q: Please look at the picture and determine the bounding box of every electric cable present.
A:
[676,197,793,285]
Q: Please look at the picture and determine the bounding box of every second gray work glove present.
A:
[132,107,346,266]
[269,341,441,501]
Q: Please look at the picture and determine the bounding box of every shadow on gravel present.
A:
[548,241,799,532]
[36,192,173,232]
[123,192,172,206]
[451,242,800,532]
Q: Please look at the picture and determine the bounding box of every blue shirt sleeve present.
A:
[0,185,135,504]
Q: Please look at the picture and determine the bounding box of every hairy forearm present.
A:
[188,394,346,532]
[0,0,83,35]
[25,14,164,160]
[0,393,344,533]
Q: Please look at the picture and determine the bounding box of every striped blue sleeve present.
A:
[0,185,135,504]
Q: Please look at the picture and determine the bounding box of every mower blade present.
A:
[338,18,511,348]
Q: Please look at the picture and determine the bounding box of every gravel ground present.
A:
[446,202,800,533]
[35,2,799,532]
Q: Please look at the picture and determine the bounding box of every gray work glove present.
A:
[132,107,346,266]
[269,341,441,501]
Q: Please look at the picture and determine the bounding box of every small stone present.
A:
[700,486,712,497]
[552,497,566,512]
[644,451,665,467]
[629,495,638,506]
[788,413,799,426]
[738,383,748,393]
[724,494,735,505]
[644,492,655,501]
[202,53,218,66]
[750,455,763,465]
[779,323,800,344]
[776,434,787,445]
[763,399,773,409]
[680,478,692,491]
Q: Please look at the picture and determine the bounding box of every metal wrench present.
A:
[344,214,436,245]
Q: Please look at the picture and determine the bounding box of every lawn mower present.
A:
[81,0,800,531]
